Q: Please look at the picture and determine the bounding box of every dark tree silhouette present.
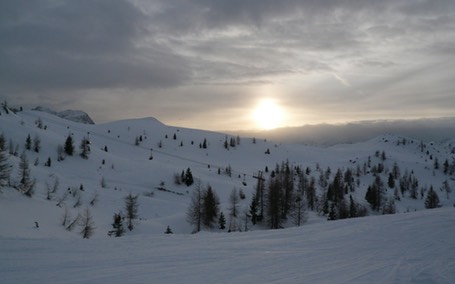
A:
[124,194,139,231]
[425,187,441,209]
[64,135,74,156]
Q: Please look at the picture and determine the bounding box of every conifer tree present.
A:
[218,212,226,230]
[25,134,32,150]
[110,213,124,237]
[425,187,441,209]
[165,225,173,234]
[33,135,41,153]
[184,168,194,186]
[124,194,139,231]
[249,195,258,225]
[64,135,74,156]
[267,175,282,229]
[17,151,34,196]
[79,136,90,159]
[388,173,395,189]
[202,185,220,228]
[0,133,5,151]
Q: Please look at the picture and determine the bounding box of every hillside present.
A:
[2,207,454,283]
[1,108,455,282]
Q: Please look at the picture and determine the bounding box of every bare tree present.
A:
[89,192,99,206]
[66,212,81,231]
[73,191,82,208]
[79,208,95,239]
[56,190,69,207]
[186,181,203,233]
[228,188,241,232]
[61,207,71,226]
[46,177,60,200]
[0,148,10,190]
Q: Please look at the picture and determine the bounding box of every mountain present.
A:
[0,109,454,282]
[236,117,455,146]
[32,106,95,124]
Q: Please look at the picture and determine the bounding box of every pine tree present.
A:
[218,212,226,230]
[33,135,41,153]
[17,151,34,196]
[25,134,32,150]
[387,173,394,189]
[249,195,258,225]
[184,168,194,186]
[0,133,5,151]
[202,185,220,228]
[64,135,74,156]
[425,187,441,209]
[267,174,282,229]
[110,213,124,237]
[124,194,139,231]
[79,136,90,159]
[165,225,173,234]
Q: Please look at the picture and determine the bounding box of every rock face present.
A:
[57,110,95,124]
[33,106,95,124]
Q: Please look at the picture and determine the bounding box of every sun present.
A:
[252,99,285,130]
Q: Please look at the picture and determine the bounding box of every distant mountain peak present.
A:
[32,106,95,124]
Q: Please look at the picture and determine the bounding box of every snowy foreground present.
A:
[2,207,454,284]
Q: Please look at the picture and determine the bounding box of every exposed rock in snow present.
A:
[33,106,95,124]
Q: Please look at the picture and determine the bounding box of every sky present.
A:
[1,0,455,131]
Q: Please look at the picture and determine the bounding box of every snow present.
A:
[1,208,454,283]
[1,108,455,283]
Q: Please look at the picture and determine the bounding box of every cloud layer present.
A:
[1,0,455,130]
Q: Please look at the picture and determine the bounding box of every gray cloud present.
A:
[1,0,455,130]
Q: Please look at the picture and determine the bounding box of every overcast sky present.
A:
[1,0,455,130]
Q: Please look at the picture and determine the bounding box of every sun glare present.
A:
[252,99,285,130]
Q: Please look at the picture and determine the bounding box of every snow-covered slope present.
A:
[33,106,95,124]
[1,208,454,283]
[0,109,454,282]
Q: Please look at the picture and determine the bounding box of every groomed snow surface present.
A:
[1,208,454,284]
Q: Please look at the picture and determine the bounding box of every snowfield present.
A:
[1,108,455,283]
[1,208,454,284]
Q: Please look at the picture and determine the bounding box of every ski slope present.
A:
[1,207,454,283]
